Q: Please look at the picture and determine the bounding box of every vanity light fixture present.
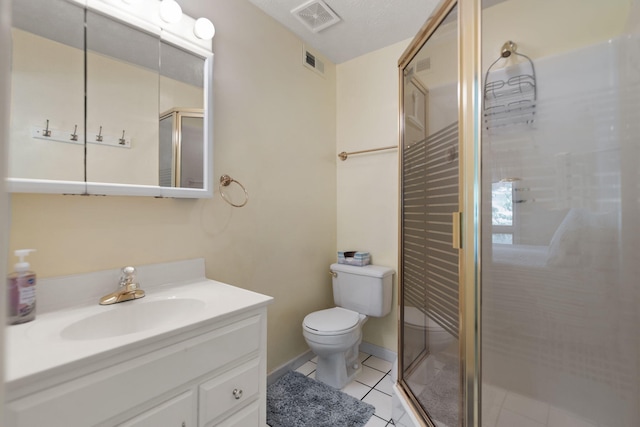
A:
[193,17,215,40]
[159,0,182,24]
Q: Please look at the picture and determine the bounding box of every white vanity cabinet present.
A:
[5,259,273,427]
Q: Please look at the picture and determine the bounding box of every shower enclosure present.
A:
[397,1,640,426]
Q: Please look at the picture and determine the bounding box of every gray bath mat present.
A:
[267,371,375,427]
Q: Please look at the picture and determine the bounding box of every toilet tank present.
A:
[330,263,395,317]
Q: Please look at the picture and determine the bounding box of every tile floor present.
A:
[295,352,395,427]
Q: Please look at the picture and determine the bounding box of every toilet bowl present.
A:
[404,306,454,359]
[302,263,394,389]
[303,307,367,389]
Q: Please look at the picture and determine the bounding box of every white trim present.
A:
[1,0,11,419]
[392,384,422,427]
[7,178,87,195]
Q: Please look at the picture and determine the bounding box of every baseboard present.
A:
[267,349,315,386]
[360,341,397,363]
[267,342,397,386]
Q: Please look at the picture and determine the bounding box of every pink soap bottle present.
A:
[7,249,37,325]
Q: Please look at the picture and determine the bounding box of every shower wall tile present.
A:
[496,409,546,427]
[502,392,550,425]
[547,407,598,427]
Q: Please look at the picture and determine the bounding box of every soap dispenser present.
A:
[7,249,37,325]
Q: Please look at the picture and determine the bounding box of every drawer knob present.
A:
[232,388,243,400]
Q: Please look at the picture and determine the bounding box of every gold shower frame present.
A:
[397,0,482,426]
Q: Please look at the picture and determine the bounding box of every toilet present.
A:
[302,263,394,389]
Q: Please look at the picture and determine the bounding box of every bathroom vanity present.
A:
[5,259,272,427]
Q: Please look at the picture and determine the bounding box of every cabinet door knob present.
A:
[232,388,243,400]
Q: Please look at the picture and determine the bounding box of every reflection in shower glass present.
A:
[400,5,460,427]
[481,1,640,426]
[491,181,513,244]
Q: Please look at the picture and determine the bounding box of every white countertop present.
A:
[5,259,273,392]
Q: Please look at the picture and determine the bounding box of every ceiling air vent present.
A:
[292,0,341,33]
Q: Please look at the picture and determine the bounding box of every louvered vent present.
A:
[303,46,325,76]
[417,57,431,72]
[291,0,341,33]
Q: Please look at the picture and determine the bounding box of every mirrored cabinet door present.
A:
[159,42,206,189]
[85,11,161,186]
[9,0,85,183]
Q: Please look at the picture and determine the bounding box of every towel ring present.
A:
[219,175,249,208]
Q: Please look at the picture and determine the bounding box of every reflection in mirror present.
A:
[9,0,84,182]
[159,110,204,188]
[159,42,205,189]
[86,11,160,186]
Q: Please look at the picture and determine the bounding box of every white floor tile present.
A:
[364,356,393,373]
[359,352,371,363]
[311,355,318,363]
[357,365,388,387]
[502,392,549,424]
[295,361,316,376]
[496,408,546,427]
[342,380,371,400]
[548,406,597,427]
[364,414,389,427]
[308,371,316,380]
[363,389,393,421]
[374,374,393,396]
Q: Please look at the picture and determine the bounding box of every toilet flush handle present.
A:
[329,270,338,278]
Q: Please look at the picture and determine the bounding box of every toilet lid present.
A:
[304,307,360,333]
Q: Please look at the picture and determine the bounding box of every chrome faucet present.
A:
[99,266,146,305]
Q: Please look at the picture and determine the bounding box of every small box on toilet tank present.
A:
[337,251,371,266]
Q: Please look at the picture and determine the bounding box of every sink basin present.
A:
[60,298,206,340]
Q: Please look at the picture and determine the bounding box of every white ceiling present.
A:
[245,0,441,64]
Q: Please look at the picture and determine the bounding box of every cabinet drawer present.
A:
[214,401,260,427]
[119,390,195,427]
[199,359,260,426]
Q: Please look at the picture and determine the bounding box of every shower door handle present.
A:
[452,212,462,249]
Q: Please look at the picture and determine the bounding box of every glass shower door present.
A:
[399,3,461,426]
[480,1,640,426]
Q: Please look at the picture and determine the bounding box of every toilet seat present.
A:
[303,307,362,335]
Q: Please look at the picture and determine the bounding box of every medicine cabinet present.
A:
[8,0,214,198]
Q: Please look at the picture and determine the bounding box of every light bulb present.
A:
[159,0,182,24]
[193,17,215,40]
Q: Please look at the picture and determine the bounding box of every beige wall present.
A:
[8,0,337,373]
[482,0,630,65]
[336,39,409,352]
